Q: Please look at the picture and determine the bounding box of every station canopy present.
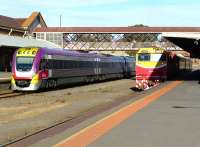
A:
[0,34,60,48]
[162,32,200,40]
[162,32,200,58]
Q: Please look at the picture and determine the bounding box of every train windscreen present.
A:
[151,54,166,62]
[16,57,34,71]
[138,53,150,61]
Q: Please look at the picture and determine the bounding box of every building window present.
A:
[36,33,45,40]
[36,32,63,47]
[46,33,63,47]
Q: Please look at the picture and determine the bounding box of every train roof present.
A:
[15,47,135,60]
[16,47,125,60]
[137,47,165,54]
[41,47,119,58]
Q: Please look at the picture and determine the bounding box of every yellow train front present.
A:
[136,47,167,90]
[11,48,42,91]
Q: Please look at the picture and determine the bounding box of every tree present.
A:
[128,24,149,27]
[125,50,137,56]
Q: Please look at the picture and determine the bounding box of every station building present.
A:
[0,12,58,72]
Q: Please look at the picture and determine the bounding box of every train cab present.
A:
[136,47,167,90]
[11,48,42,91]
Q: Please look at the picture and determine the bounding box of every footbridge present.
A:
[34,27,198,52]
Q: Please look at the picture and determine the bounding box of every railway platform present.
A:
[5,70,200,147]
[0,72,11,83]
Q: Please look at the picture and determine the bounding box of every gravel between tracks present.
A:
[0,79,136,145]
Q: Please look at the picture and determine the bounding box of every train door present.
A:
[39,58,49,79]
[94,58,101,75]
[122,57,128,77]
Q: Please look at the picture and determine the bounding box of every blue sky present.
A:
[0,0,200,27]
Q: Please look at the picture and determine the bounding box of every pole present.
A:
[60,15,62,27]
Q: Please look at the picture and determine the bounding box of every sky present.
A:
[0,0,200,27]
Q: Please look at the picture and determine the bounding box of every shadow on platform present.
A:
[172,70,200,82]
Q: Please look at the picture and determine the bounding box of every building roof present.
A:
[0,34,60,48]
[15,18,26,26]
[34,27,200,33]
[0,12,47,33]
[0,15,22,30]
[21,12,47,28]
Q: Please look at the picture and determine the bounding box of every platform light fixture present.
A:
[194,40,199,46]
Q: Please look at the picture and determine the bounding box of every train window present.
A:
[48,59,99,69]
[74,61,77,68]
[98,62,102,68]
[76,61,80,68]
[64,60,68,68]
[48,60,53,69]
[87,61,91,68]
[57,60,62,69]
[160,54,166,61]
[112,62,114,68]
[52,60,55,69]
[63,60,68,68]
[16,57,34,71]
[60,60,63,69]
[81,61,94,68]
[71,61,75,68]
[138,54,150,61]
[109,62,112,68]
[103,62,106,68]
[39,59,48,70]
[80,61,84,68]
[53,60,59,69]
[109,62,111,68]
[68,60,72,68]
[151,54,166,62]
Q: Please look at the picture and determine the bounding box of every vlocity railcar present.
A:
[11,47,135,91]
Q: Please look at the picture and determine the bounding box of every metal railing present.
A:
[63,41,183,51]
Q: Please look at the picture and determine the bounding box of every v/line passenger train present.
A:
[11,47,135,91]
[136,47,192,90]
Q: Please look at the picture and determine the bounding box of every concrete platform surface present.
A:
[89,79,200,147]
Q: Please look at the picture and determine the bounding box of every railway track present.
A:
[0,89,24,99]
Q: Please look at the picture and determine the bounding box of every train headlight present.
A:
[11,76,15,84]
[31,74,40,84]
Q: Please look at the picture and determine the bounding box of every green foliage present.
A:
[128,24,149,27]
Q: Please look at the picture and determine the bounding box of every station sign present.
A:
[17,48,39,57]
